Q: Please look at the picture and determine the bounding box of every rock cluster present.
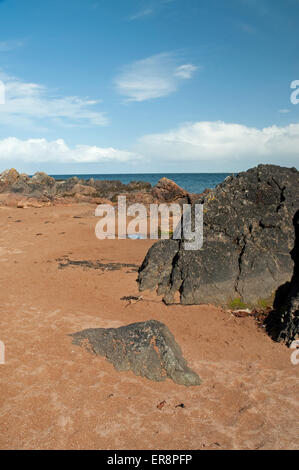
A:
[138,165,299,308]
[0,169,150,200]
[0,169,198,207]
[71,320,201,386]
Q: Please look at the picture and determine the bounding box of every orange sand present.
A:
[0,203,298,450]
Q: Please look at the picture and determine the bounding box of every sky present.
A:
[0,0,298,174]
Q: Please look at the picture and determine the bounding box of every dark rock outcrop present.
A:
[138,165,299,308]
[265,210,299,346]
[71,320,201,386]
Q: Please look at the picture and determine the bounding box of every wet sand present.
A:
[0,203,298,450]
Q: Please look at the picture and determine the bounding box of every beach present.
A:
[0,202,298,450]
[1,0,299,455]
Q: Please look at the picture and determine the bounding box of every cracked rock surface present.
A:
[138,165,299,307]
[71,320,201,386]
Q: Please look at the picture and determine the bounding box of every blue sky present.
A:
[0,0,298,174]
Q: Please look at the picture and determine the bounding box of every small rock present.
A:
[157,401,167,410]
[71,320,201,387]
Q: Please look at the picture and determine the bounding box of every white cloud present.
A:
[0,137,140,163]
[135,121,299,168]
[115,53,198,102]
[1,121,298,173]
[278,109,291,114]
[0,72,108,129]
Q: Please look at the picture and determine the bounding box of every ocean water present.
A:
[51,173,231,194]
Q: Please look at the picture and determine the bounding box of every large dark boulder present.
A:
[266,210,299,346]
[71,320,201,386]
[138,165,299,308]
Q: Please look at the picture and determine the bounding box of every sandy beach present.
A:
[0,202,298,450]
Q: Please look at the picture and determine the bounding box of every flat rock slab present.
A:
[57,257,138,272]
[71,320,201,387]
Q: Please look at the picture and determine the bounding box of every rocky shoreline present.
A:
[0,168,203,208]
[1,165,298,347]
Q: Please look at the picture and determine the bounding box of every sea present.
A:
[50,173,231,194]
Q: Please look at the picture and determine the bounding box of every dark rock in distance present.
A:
[71,320,201,386]
[150,177,190,204]
[138,165,299,308]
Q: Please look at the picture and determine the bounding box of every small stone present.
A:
[71,320,201,387]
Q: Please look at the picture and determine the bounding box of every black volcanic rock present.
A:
[71,320,201,386]
[138,165,299,308]
[266,210,299,346]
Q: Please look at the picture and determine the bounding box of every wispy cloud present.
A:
[127,0,176,21]
[0,39,24,52]
[115,52,198,102]
[174,64,197,79]
[0,72,108,130]
[0,137,141,164]
[128,8,154,21]
[237,0,269,16]
[278,109,291,114]
[237,22,257,34]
